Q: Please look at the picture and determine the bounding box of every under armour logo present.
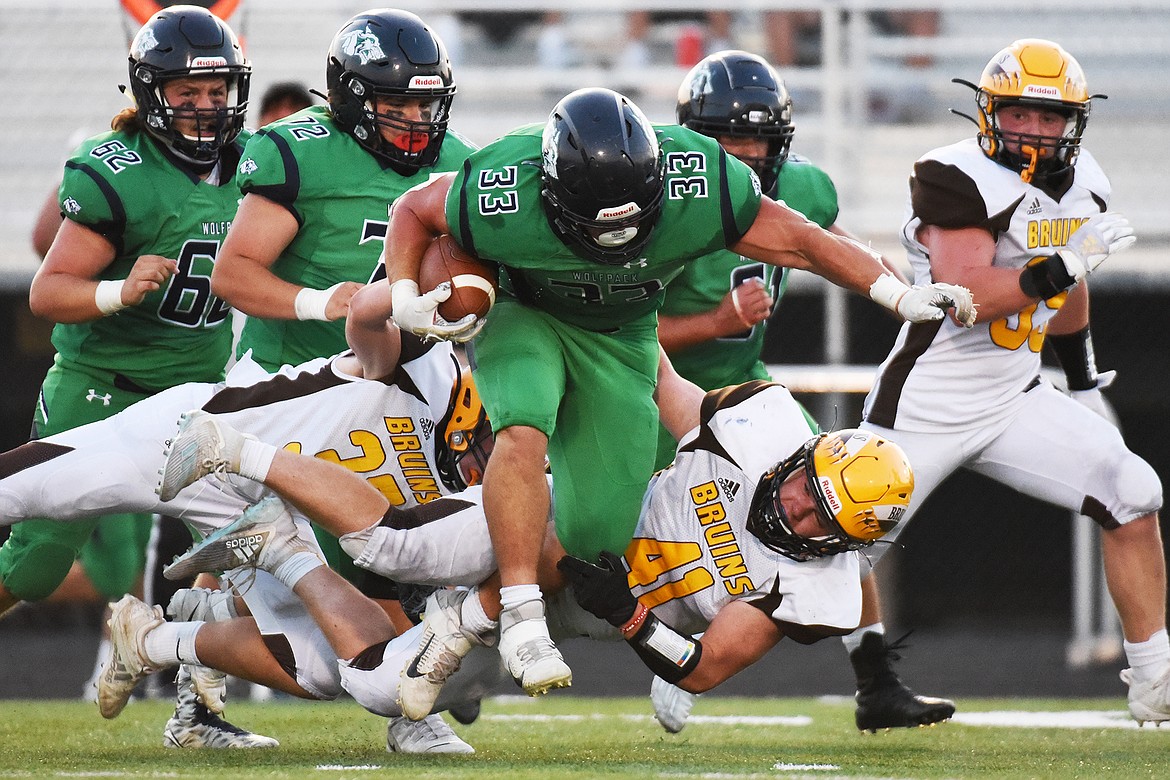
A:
[1026,198,1043,215]
[623,258,648,269]
[718,478,741,502]
[85,389,112,406]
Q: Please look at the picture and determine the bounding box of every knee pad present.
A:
[1115,453,1163,521]
[0,541,75,601]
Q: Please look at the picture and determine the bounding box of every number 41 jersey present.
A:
[626,382,863,643]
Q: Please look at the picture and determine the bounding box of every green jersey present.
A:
[53,127,250,389]
[236,106,477,369]
[446,122,762,332]
[660,154,840,390]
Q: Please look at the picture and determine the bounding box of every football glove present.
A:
[557,551,637,628]
[1069,369,1117,423]
[869,274,977,328]
[1057,212,1136,282]
[390,279,482,343]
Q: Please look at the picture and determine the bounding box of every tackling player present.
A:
[383,86,976,697]
[112,349,916,726]
[856,39,1167,725]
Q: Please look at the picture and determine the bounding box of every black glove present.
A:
[557,551,638,628]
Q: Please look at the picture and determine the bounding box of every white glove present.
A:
[870,274,977,327]
[1069,369,1117,424]
[1058,212,1136,282]
[390,279,482,343]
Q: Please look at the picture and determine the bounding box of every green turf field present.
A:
[0,695,1165,778]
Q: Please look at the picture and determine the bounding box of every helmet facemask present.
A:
[326,11,456,175]
[961,39,1093,185]
[127,7,250,167]
[435,368,494,492]
[540,88,666,266]
[677,50,795,194]
[747,430,912,562]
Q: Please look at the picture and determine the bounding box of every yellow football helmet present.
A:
[747,429,913,561]
[964,39,1093,183]
[436,367,493,491]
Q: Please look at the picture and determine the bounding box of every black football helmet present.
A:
[677,50,794,194]
[541,88,665,266]
[127,4,250,165]
[436,366,493,492]
[326,9,456,174]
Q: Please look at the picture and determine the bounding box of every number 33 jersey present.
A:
[626,382,863,642]
[865,137,1113,432]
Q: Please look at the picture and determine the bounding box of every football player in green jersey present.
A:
[0,5,271,748]
[211,8,477,371]
[650,50,954,735]
[384,86,977,698]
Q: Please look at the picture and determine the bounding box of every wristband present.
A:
[95,279,127,315]
[619,602,650,638]
[1047,326,1099,391]
[1019,254,1076,300]
[868,273,909,313]
[625,611,703,685]
[294,282,343,321]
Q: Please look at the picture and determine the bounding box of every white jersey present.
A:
[627,382,861,640]
[864,139,1112,432]
[0,335,464,536]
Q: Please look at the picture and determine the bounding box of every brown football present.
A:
[418,234,498,322]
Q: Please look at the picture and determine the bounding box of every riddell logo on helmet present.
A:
[596,202,640,221]
[410,75,444,89]
[1022,85,1061,98]
[819,477,843,514]
[190,56,229,68]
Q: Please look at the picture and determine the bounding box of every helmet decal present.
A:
[339,26,386,65]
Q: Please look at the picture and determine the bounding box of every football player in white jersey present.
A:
[0,282,490,753]
[131,350,916,723]
[853,38,1168,725]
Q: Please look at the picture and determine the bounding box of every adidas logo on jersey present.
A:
[420,418,435,441]
[1026,198,1043,216]
[718,478,741,502]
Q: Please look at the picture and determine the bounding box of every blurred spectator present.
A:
[618,11,733,69]
[766,9,939,67]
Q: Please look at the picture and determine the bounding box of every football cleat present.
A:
[850,632,955,732]
[498,598,572,696]
[98,594,165,719]
[447,699,481,726]
[398,589,491,721]
[167,587,239,713]
[163,666,279,748]
[1121,666,1170,725]
[157,409,255,501]
[386,714,474,754]
[163,496,319,582]
[651,676,699,734]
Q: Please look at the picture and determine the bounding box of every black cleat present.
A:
[448,699,482,726]
[849,631,955,732]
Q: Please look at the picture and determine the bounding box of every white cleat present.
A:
[97,595,165,719]
[163,496,319,582]
[498,598,572,696]
[1122,666,1170,725]
[398,589,491,721]
[163,666,279,748]
[386,714,474,754]
[157,409,254,501]
[651,676,699,734]
[167,587,239,713]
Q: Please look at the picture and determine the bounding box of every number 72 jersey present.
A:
[446,122,763,332]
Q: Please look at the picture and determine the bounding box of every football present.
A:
[418,234,498,322]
